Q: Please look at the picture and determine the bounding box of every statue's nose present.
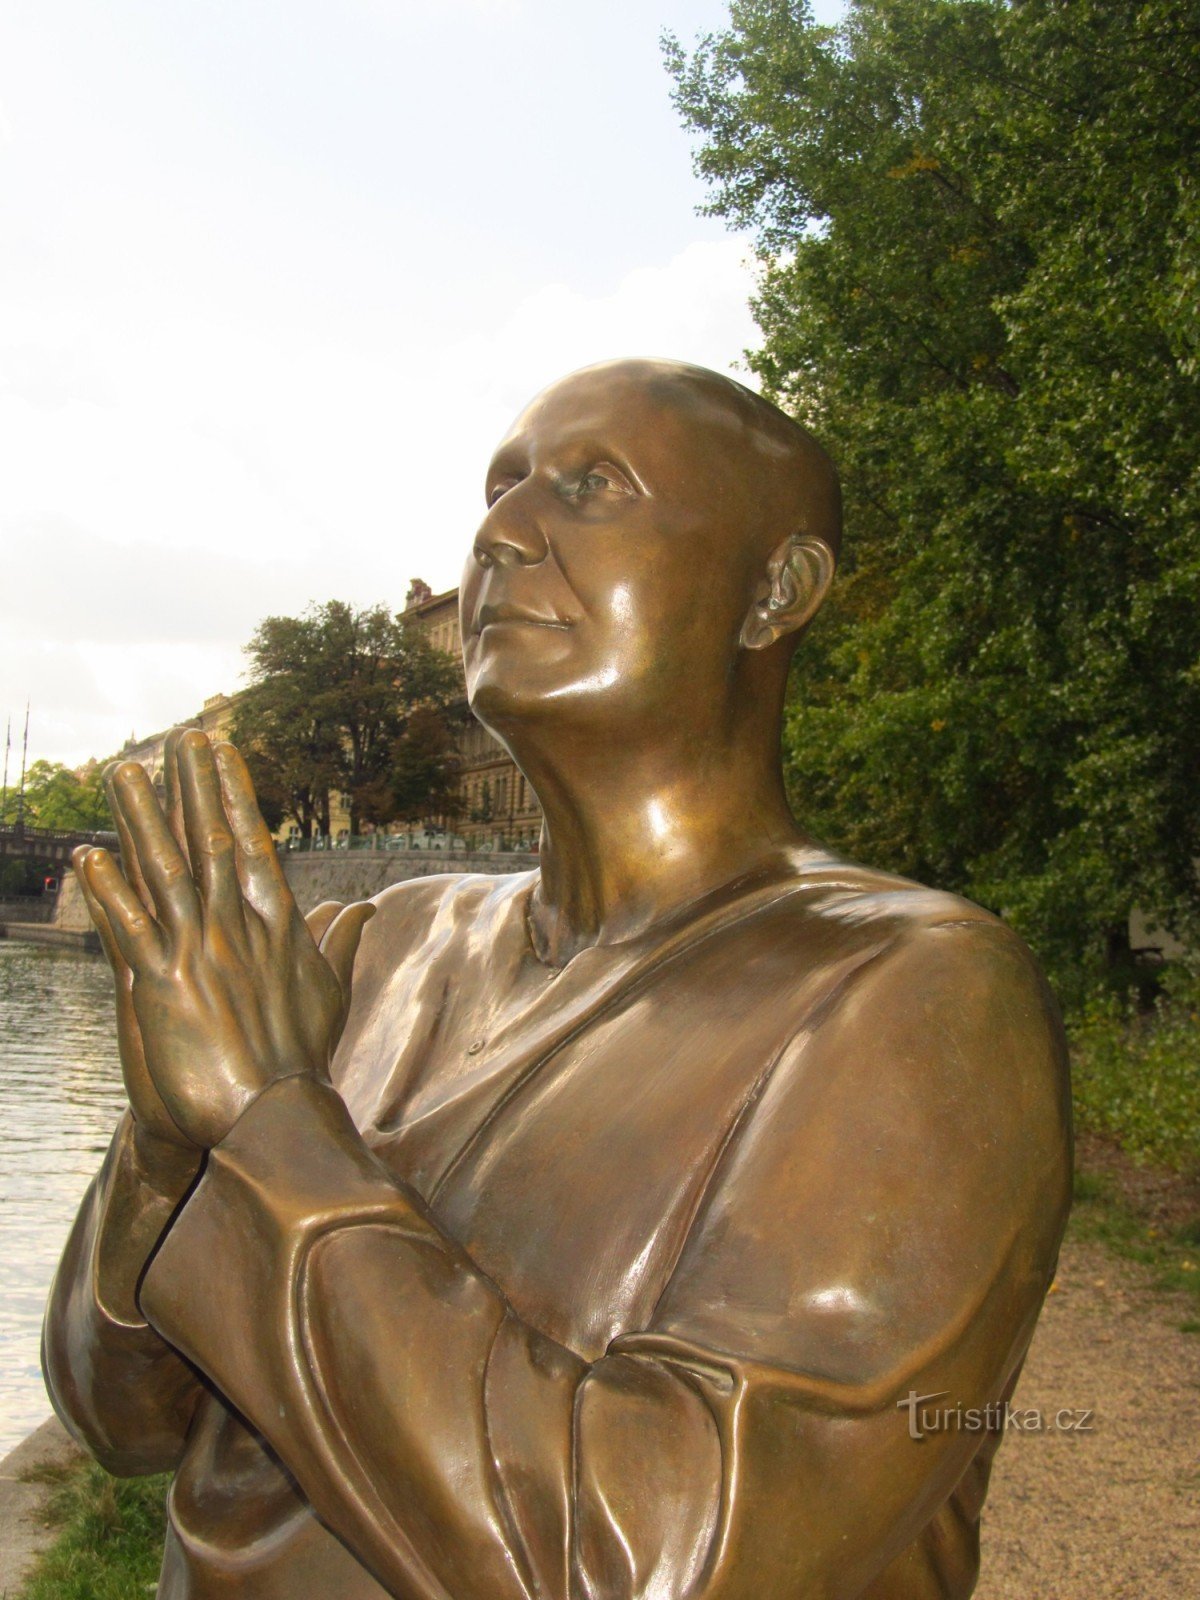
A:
[472,490,549,569]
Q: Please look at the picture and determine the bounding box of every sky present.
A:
[1,0,845,771]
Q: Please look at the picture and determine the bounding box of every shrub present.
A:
[1071,965,1200,1172]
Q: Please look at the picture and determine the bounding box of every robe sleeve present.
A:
[42,1113,205,1476]
[139,918,1070,1600]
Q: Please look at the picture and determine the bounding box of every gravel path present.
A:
[977,1237,1200,1599]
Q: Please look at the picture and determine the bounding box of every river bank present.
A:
[0,879,99,953]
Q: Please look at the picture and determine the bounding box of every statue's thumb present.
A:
[321,902,377,1009]
[304,899,344,948]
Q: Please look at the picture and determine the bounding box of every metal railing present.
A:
[0,823,118,846]
[281,832,538,856]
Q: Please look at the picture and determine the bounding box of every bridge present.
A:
[0,823,119,874]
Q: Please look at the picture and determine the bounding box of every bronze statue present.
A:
[44,359,1071,1599]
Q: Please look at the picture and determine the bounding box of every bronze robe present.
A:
[43,854,1071,1599]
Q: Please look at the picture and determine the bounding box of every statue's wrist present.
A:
[212,1066,322,1148]
[131,1119,203,1196]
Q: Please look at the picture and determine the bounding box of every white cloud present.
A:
[2,236,761,768]
[452,236,762,422]
[362,0,522,15]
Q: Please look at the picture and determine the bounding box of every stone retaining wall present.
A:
[0,922,100,952]
[281,850,538,915]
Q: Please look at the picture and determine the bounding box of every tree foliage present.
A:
[231,601,462,838]
[0,759,110,832]
[667,0,1200,1001]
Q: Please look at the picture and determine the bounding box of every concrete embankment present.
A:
[0,900,54,925]
[0,876,100,952]
[0,1416,81,1594]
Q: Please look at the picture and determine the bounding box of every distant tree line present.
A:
[231,599,463,841]
[667,0,1200,1002]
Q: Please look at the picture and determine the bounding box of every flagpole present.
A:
[1,715,10,824]
[15,702,29,833]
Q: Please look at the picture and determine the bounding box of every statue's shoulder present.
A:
[748,854,1070,1192]
[368,865,529,920]
[350,868,536,982]
[780,845,1003,938]
[771,847,1061,1037]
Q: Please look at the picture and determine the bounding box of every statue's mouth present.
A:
[475,602,572,634]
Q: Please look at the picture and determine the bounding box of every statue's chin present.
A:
[465,677,561,743]
[465,635,657,754]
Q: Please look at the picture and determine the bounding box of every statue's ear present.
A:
[739,535,836,651]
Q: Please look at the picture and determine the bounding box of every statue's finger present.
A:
[110,762,200,938]
[71,844,128,975]
[101,760,154,912]
[82,847,166,972]
[162,727,192,863]
[211,742,293,924]
[304,900,344,949]
[177,730,246,932]
[320,902,377,1013]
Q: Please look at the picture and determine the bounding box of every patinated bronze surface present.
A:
[44,360,1071,1599]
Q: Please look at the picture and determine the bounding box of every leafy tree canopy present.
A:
[0,758,110,833]
[231,600,462,839]
[667,0,1200,1002]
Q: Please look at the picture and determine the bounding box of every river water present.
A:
[0,939,126,1458]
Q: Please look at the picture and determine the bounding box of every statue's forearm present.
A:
[42,1112,204,1475]
[139,1076,728,1600]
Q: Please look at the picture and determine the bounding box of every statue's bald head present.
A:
[529,357,842,568]
[465,357,840,745]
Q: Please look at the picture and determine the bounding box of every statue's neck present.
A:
[512,725,807,968]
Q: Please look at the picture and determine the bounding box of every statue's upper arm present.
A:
[650,915,1072,1388]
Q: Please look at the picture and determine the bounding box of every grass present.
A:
[16,1457,168,1599]
[1064,961,1200,1333]
[1067,1166,1200,1330]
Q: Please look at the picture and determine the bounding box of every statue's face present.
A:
[460,368,759,738]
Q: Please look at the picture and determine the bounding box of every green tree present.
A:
[667,0,1200,1002]
[231,614,343,842]
[232,601,462,839]
[372,705,464,831]
[0,759,110,831]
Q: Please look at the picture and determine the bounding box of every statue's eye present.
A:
[577,463,633,496]
[487,479,517,506]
